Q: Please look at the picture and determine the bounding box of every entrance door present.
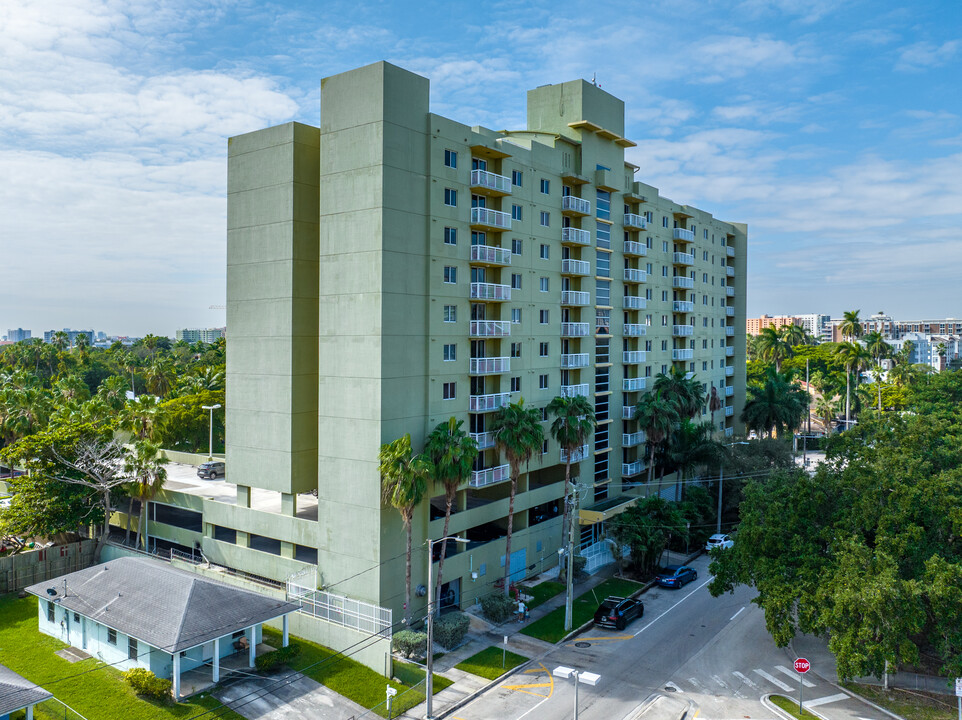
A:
[439,578,461,611]
[501,548,527,583]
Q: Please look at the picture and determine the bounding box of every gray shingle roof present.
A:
[25,556,299,654]
[0,663,53,714]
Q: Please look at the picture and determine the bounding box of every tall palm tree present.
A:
[781,323,806,349]
[634,390,679,485]
[834,341,872,428]
[756,327,790,371]
[670,420,721,487]
[740,369,808,438]
[547,395,596,551]
[423,417,478,607]
[74,332,91,364]
[123,440,168,549]
[838,310,862,341]
[145,356,175,397]
[708,386,723,432]
[378,434,429,626]
[814,396,840,433]
[51,331,69,353]
[490,399,544,595]
[653,365,705,419]
[121,394,162,440]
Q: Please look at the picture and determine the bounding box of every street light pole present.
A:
[564,480,578,633]
[426,535,466,720]
[201,404,221,461]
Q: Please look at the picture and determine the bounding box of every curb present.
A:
[762,692,831,720]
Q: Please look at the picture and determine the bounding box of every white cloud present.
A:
[896,39,960,71]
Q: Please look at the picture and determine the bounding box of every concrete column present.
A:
[212,638,220,683]
[248,628,256,668]
[282,616,289,647]
[236,485,251,508]
[281,492,297,516]
[26,707,34,720]
[172,652,181,700]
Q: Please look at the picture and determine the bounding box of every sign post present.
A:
[794,658,811,714]
[954,677,961,720]
[386,685,397,720]
[503,635,508,668]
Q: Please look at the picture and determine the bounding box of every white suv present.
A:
[706,533,734,551]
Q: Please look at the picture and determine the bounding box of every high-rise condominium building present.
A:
[216,62,745,633]
[745,315,801,336]
[175,327,226,343]
[6,328,31,342]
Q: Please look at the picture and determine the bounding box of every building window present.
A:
[540,309,549,324]
[540,244,550,259]
[540,178,550,194]
[444,149,457,168]
[444,227,457,245]
[444,188,457,206]
[662,216,669,228]
[107,627,117,645]
[702,361,708,371]
[511,308,522,324]
[703,272,708,283]
[540,211,550,227]
[511,273,522,289]
[512,239,523,255]
[47,601,55,623]
[443,305,457,322]
[511,377,521,392]
[511,343,522,358]
[539,374,549,389]
[540,277,549,292]
[442,382,456,400]
[443,344,456,361]
[661,290,669,302]
[703,250,709,260]
[541,407,549,421]
[512,170,523,186]
[539,342,549,357]
[512,204,523,221]
[443,266,457,284]
[128,637,138,661]
[596,189,611,220]
[542,439,549,454]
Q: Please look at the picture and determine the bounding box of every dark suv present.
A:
[197,461,225,479]
[593,596,644,630]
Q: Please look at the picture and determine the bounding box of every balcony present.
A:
[469,357,510,375]
[623,350,646,364]
[726,267,735,278]
[561,290,591,306]
[470,169,512,196]
[561,322,590,337]
[622,405,638,420]
[470,320,511,337]
[672,348,694,361]
[470,282,511,302]
[672,276,694,289]
[561,444,590,464]
[726,246,735,258]
[726,306,735,317]
[623,377,647,392]
[561,353,590,368]
[561,258,591,276]
[725,386,734,397]
[725,406,734,417]
[470,207,511,231]
[725,426,734,437]
[623,323,646,337]
[726,326,735,336]
[624,268,646,283]
[726,346,734,357]
[622,461,644,477]
[470,431,495,450]
[726,286,735,297]
[672,300,694,313]
[624,213,647,230]
[622,431,646,447]
[623,295,646,310]
[470,244,511,266]
[725,366,734,377]
[470,463,510,489]
[469,392,512,413]
[672,324,694,337]
[561,227,591,246]
[672,252,695,266]
[623,240,647,256]
[561,195,591,216]
[560,383,590,399]
[673,228,695,242]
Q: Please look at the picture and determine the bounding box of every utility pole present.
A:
[564,481,578,632]
[803,358,809,468]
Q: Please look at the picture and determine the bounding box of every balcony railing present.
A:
[725,386,734,397]
[622,431,646,447]
[470,320,511,337]
[623,295,646,310]
[470,207,511,230]
[726,326,735,336]
[623,350,646,364]
[623,240,647,256]
[726,306,735,317]
[561,227,591,246]
[672,348,694,361]
[560,444,590,464]
[470,169,512,195]
[561,195,591,215]
[561,259,591,276]
[561,322,590,337]
[673,252,695,266]
[560,383,589,398]
[672,324,694,337]
[725,426,734,437]
[672,300,694,313]
[561,290,590,306]
[561,353,590,368]
[470,282,511,301]
[726,266,735,278]
[726,286,735,297]
[470,431,495,450]
[726,346,734,357]
[725,366,734,377]
[622,461,644,477]
[726,245,735,257]
[673,228,695,242]
[725,406,734,417]
[624,268,646,283]
[622,405,636,420]
[470,463,510,489]
[470,244,512,266]
[672,276,694,289]
[623,323,646,337]
[623,377,646,392]
[624,213,647,230]
[469,357,510,375]
[469,392,512,412]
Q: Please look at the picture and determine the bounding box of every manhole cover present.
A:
[665,686,677,692]
[574,641,591,648]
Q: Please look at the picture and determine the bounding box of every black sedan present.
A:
[593,596,644,630]
[655,565,698,589]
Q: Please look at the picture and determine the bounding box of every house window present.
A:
[540,211,550,227]
[128,637,138,661]
[512,170,523,186]
[73,612,80,622]
[540,178,550,194]
[443,344,456,361]
[444,149,457,168]
[540,244,550,259]
[511,273,522,289]
[512,239,523,255]
[107,627,117,645]
[47,601,55,623]
[511,308,522,324]
[444,188,457,206]
[443,266,457,284]
[511,377,521,392]
[662,216,669,228]
[662,241,669,252]
[540,277,549,292]
[512,204,523,221]
[443,305,457,322]
[542,440,549,454]
[444,227,457,245]
[539,342,549,356]
[540,407,549,421]
[539,374,549,389]
[442,382,456,400]
[539,310,549,324]
[511,343,522,358]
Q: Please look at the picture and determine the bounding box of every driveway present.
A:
[213,669,364,720]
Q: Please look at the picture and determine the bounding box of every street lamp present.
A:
[201,404,222,461]
[553,666,600,720]
[717,441,749,535]
[425,535,467,720]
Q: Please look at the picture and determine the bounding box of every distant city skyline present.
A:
[1,0,960,335]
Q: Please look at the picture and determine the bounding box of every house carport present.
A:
[0,663,53,720]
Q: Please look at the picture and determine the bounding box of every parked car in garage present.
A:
[705,533,734,551]
[655,565,698,589]
[197,461,225,479]
[593,596,644,630]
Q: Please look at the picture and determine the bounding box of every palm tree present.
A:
[708,386,723,432]
[863,331,890,366]
[756,327,790,371]
[740,369,808,438]
[834,341,872,427]
[781,323,806,349]
[490,399,544,595]
[145,356,175,397]
[547,395,596,551]
[423,418,478,607]
[74,332,91,363]
[814,396,840,433]
[653,366,705,419]
[634,390,679,485]
[838,310,862,341]
[123,440,168,549]
[378,434,429,626]
[121,394,162,440]
[51,331,69,353]
[670,420,721,488]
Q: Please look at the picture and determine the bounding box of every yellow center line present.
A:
[504,662,553,698]
[572,634,634,641]
[502,681,552,690]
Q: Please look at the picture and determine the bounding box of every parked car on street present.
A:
[705,533,734,551]
[197,461,225,479]
[593,596,644,630]
[655,565,698,589]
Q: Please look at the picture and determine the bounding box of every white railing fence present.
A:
[287,568,392,639]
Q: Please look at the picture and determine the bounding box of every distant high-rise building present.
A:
[175,327,226,343]
[794,314,832,342]
[43,329,94,346]
[7,328,31,342]
[746,315,800,336]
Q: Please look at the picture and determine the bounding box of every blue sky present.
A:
[1,0,960,336]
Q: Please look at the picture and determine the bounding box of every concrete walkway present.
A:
[213,669,366,720]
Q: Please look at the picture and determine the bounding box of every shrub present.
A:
[123,668,172,700]
[392,630,428,659]
[480,593,516,624]
[254,644,301,672]
[434,612,470,650]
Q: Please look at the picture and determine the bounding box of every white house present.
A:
[0,664,52,720]
[26,556,299,700]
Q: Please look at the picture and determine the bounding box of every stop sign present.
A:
[794,658,811,673]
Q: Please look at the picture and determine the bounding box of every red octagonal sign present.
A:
[794,658,811,673]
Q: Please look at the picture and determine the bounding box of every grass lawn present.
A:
[844,682,958,720]
[520,577,643,643]
[769,694,821,718]
[0,594,244,720]
[455,646,529,680]
[520,580,564,609]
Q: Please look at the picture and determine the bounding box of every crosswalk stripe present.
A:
[753,668,793,692]
[688,677,707,693]
[804,692,849,708]
[776,665,815,687]
[732,671,759,689]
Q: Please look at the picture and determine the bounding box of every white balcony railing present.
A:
[726,286,735,297]
[726,266,735,277]
[560,444,590,464]
[623,323,646,337]
[726,326,735,336]
[561,290,591,306]
[672,300,694,313]
[725,385,734,397]
[470,244,512,266]
[725,426,734,437]
[561,258,591,276]
[561,383,590,398]
[622,431,646,447]
[470,463,510,489]
[624,213,647,230]
[470,282,511,301]
[561,195,591,215]
[561,322,590,337]
[469,320,511,337]
[623,295,646,310]
[470,207,511,230]
[623,377,646,392]
[672,324,694,337]
[469,357,510,375]
[469,392,512,413]
[726,306,735,317]
[726,346,734,357]
[622,405,636,420]
[725,406,735,417]
[672,252,695,266]
[672,276,694,289]
[726,245,735,257]
[673,228,695,242]
[561,227,592,246]
[623,350,646,364]
[623,240,647,256]
[470,431,495,450]
[622,461,644,477]
[725,366,734,377]
[672,348,694,361]
[624,268,646,283]
[561,353,590,368]
[470,169,512,194]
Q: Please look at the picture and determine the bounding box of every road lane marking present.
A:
[688,677,707,693]
[753,668,793,692]
[804,692,849,708]
[776,664,815,687]
[522,668,546,674]
[732,671,759,689]
[573,634,634,642]
[730,606,745,621]
[513,663,554,711]
[633,577,713,636]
